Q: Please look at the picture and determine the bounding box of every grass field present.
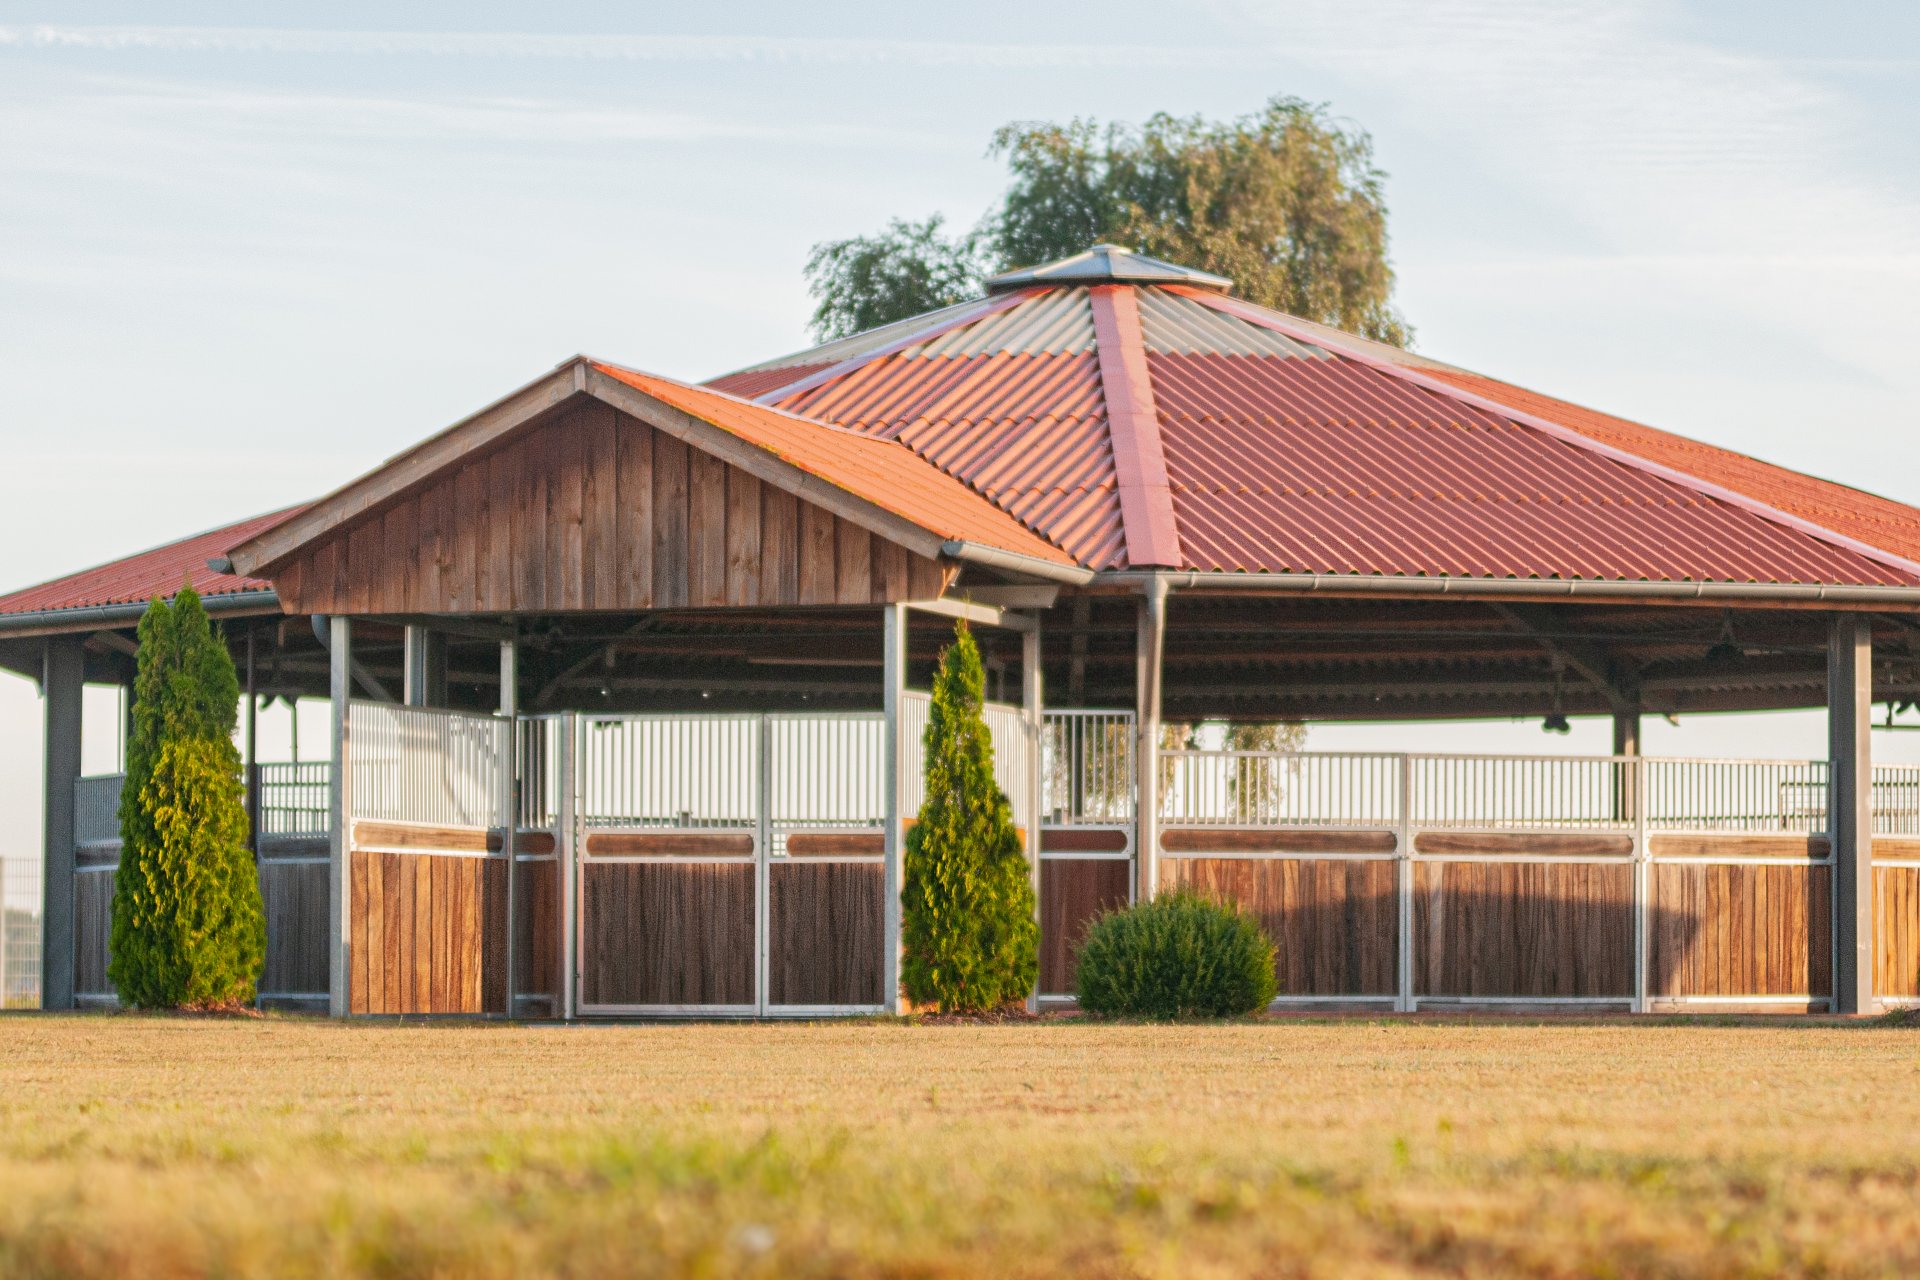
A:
[0,1015,1917,1278]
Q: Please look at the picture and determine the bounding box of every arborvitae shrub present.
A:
[109,584,265,1008]
[900,621,1038,1012]
[1074,892,1277,1019]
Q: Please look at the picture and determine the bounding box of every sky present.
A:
[3,1,1920,882]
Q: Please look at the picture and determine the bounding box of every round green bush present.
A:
[1074,892,1277,1019]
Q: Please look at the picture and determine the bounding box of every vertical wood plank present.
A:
[582,401,620,610]
[651,434,690,607]
[835,520,872,606]
[725,469,763,606]
[871,538,908,602]
[616,414,654,608]
[488,447,516,612]
[798,502,837,605]
[453,461,485,613]
[549,409,586,611]
[761,487,799,605]
[518,436,549,611]
[688,448,729,607]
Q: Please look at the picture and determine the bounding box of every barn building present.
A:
[6,244,1920,1017]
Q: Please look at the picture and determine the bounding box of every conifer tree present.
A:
[901,621,1038,1012]
[109,584,265,1007]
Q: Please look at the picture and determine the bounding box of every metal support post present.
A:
[499,637,518,1018]
[1135,577,1168,902]
[881,602,908,1014]
[558,712,578,1021]
[1828,616,1873,1014]
[1022,615,1044,1013]
[40,641,83,1010]
[1396,753,1414,1013]
[327,617,352,1018]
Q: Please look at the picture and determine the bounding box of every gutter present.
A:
[1097,571,1920,607]
[942,540,1095,586]
[0,588,282,636]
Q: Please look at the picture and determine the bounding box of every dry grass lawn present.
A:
[0,1014,1917,1277]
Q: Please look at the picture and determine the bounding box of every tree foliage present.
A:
[1075,892,1277,1019]
[109,584,265,1008]
[805,215,988,344]
[901,622,1038,1012]
[806,95,1409,344]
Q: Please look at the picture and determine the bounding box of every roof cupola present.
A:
[983,244,1233,294]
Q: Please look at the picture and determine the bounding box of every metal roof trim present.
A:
[986,244,1233,294]
[1089,284,1182,568]
[1097,569,1920,605]
[1180,290,1920,587]
[0,589,283,637]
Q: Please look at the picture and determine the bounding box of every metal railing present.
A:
[74,774,124,846]
[1149,750,1874,834]
[770,713,886,830]
[1041,711,1134,825]
[254,762,332,837]
[1,856,41,1009]
[347,701,502,827]
[576,713,759,829]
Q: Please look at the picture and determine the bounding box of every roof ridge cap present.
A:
[1088,283,1183,568]
[1180,292,1920,584]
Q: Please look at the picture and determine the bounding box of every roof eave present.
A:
[0,588,284,638]
[1095,570,1920,607]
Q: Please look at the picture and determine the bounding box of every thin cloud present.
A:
[0,24,1269,70]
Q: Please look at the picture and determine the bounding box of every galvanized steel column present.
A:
[327,617,351,1018]
[40,640,83,1010]
[1023,615,1044,1012]
[1135,577,1168,902]
[499,638,518,1018]
[1828,616,1873,1014]
[881,603,908,1015]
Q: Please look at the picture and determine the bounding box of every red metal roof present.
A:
[717,270,1920,587]
[0,507,299,619]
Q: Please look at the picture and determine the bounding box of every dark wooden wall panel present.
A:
[259,859,329,996]
[1039,859,1132,995]
[272,404,957,614]
[1648,863,1830,998]
[350,848,506,1015]
[580,862,755,1006]
[73,870,115,998]
[1165,857,1397,997]
[1874,866,1920,999]
[1414,862,1632,998]
[515,859,559,1009]
[768,862,883,1006]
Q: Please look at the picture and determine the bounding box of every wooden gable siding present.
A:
[273,401,954,615]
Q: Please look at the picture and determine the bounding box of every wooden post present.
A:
[1828,616,1873,1014]
[404,626,449,708]
[558,711,578,1022]
[1135,577,1168,902]
[499,638,518,1018]
[1611,705,1640,822]
[327,617,351,1018]
[40,641,83,1010]
[881,602,907,1015]
[1023,615,1044,1013]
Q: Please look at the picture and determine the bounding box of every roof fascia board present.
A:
[1088,284,1183,568]
[1178,288,1920,585]
[229,362,586,575]
[584,368,949,561]
[1096,569,1920,608]
[750,290,1035,405]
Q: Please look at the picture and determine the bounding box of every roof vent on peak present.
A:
[984,244,1234,295]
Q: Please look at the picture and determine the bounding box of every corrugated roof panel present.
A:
[704,363,833,399]
[776,350,1128,569]
[914,286,1093,356]
[0,508,299,618]
[707,296,990,379]
[1418,367,1920,566]
[1137,287,1327,358]
[593,363,1080,568]
[1150,352,1913,584]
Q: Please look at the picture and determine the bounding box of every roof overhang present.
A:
[0,588,283,638]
